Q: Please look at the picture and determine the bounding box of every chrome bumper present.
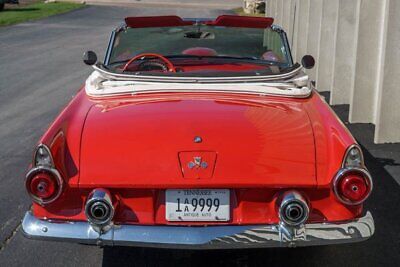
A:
[22,211,374,249]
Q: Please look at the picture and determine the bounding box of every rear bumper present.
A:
[22,211,374,249]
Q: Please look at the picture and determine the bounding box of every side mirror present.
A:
[83,51,97,66]
[301,55,315,69]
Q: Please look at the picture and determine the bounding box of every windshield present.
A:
[107,25,292,76]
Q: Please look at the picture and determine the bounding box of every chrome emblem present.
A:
[194,136,202,143]
[188,157,208,169]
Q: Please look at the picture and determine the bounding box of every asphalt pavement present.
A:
[0,4,399,267]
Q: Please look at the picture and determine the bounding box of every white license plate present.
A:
[166,189,230,222]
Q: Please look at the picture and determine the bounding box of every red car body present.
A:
[22,15,374,248]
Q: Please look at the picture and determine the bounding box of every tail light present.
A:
[26,144,63,205]
[30,171,57,199]
[26,168,63,205]
[342,145,364,168]
[333,168,372,205]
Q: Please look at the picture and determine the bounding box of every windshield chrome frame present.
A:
[271,24,294,66]
[104,30,116,66]
[104,22,127,65]
[103,19,294,74]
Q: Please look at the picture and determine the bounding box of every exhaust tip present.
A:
[89,202,110,221]
[279,191,309,226]
[85,189,114,226]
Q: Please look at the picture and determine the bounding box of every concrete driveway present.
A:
[0,4,399,267]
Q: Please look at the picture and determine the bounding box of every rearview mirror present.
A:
[301,55,315,69]
[83,51,97,66]
[184,31,215,39]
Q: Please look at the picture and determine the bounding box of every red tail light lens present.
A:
[30,172,57,199]
[333,169,372,205]
[26,168,63,205]
[339,175,368,202]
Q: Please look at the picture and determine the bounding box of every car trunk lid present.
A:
[79,95,316,187]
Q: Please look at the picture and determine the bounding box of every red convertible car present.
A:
[22,15,374,248]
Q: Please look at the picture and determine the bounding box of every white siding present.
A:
[266,0,400,143]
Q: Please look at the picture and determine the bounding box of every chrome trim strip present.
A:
[104,30,116,66]
[279,26,294,65]
[22,211,374,249]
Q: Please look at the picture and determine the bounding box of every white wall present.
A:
[331,0,360,105]
[349,0,388,124]
[305,0,323,81]
[267,0,400,144]
[374,0,400,143]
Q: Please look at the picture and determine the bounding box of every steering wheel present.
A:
[122,53,176,73]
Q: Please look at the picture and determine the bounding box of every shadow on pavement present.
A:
[102,147,400,267]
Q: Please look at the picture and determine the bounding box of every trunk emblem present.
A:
[188,157,208,169]
[179,152,217,179]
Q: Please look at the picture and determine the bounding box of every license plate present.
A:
[166,189,230,222]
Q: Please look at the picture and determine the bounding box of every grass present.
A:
[233,7,265,17]
[0,1,84,26]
